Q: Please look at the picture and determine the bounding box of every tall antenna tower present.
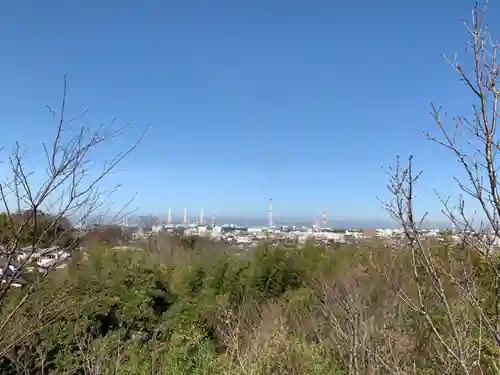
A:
[269,198,273,227]
[322,207,327,228]
[183,206,188,227]
[167,208,173,225]
[212,215,216,227]
[199,207,204,225]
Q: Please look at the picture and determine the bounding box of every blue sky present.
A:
[0,0,496,222]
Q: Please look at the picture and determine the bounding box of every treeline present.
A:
[0,241,498,374]
[0,211,74,247]
[0,211,132,249]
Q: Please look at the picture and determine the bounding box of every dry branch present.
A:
[0,75,146,358]
[381,2,500,373]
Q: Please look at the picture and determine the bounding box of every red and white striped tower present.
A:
[321,207,327,228]
[183,206,188,227]
[269,198,273,227]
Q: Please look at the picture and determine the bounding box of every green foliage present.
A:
[0,241,499,374]
[0,211,73,247]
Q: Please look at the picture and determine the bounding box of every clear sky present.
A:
[0,0,497,222]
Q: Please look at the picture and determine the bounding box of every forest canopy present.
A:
[0,211,74,247]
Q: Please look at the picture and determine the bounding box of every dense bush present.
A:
[0,240,498,375]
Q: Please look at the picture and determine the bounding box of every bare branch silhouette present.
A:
[0,75,147,354]
[381,2,500,373]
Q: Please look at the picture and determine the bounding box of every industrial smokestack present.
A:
[199,207,204,225]
[167,208,172,225]
[321,207,327,228]
[183,206,188,227]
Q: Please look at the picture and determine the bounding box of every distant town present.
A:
[112,202,477,250]
[0,200,491,290]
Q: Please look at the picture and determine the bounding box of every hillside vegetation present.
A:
[0,241,498,375]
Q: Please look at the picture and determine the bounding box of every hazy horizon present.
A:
[117,214,453,229]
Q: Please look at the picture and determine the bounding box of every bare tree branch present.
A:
[0,75,147,355]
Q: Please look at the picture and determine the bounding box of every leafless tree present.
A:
[381,2,500,373]
[0,75,146,358]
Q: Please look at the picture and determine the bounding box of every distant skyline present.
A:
[124,213,452,230]
[124,214,406,230]
[1,0,497,221]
